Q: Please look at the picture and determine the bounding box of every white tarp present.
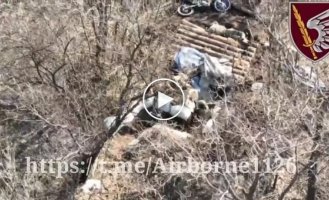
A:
[174,47,233,100]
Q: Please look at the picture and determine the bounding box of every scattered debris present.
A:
[103,9,265,131]
[104,95,195,131]
[173,19,258,82]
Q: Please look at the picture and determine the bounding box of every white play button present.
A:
[157,92,173,109]
[143,78,185,121]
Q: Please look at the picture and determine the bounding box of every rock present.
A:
[263,41,270,47]
[251,82,264,92]
[81,179,102,194]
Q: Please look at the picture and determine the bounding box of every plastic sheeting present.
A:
[174,47,233,100]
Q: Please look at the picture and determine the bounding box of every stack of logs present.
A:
[173,19,258,82]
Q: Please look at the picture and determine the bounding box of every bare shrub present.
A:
[0,0,172,199]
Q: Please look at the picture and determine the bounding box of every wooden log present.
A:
[180,20,259,49]
[181,19,205,30]
[176,32,252,62]
[177,28,255,58]
[179,24,232,40]
[180,24,242,48]
[175,39,250,70]
[174,39,231,59]
[234,64,248,72]
[173,40,250,68]
[233,59,250,70]
[232,68,246,76]
[176,32,241,57]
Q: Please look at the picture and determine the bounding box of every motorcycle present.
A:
[177,0,231,17]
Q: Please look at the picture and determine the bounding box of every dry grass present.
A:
[1,0,329,200]
[78,1,329,200]
[0,0,174,199]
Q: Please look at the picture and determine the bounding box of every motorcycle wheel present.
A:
[213,0,231,12]
[177,5,194,17]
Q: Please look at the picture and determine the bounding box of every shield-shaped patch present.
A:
[290,2,329,62]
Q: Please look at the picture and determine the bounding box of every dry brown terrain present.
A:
[1,0,329,200]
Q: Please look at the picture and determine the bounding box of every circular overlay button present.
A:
[142,78,185,121]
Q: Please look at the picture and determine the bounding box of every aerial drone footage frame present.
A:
[0,0,328,200]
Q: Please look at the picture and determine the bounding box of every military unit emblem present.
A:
[290,2,329,61]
